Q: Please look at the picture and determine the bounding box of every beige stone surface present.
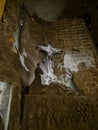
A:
[0,1,98,130]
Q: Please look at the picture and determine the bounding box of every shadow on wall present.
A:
[23,0,68,21]
[29,63,43,93]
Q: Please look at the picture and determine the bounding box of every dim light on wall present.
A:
[0,0,6,21]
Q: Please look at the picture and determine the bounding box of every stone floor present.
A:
[19,84,98,130]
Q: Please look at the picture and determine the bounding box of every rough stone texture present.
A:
[23,0,98,52]
[21,88,98,130]
[22,15,98,94]
[0,0,21,130]
[20,15,98,130]
[0,1,98,130]
[24,0,67,21]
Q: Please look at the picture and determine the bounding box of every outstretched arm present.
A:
[36,45,48,53]
[52,47,63,54]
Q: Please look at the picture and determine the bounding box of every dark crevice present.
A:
[20,86,30,124]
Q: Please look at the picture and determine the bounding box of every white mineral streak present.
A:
[19,54,29,72]
[41,61,57,85]
[57,51,96,86]
[12,28,19,53]
[38,43,62,85]
[64,51,95,72]
[22,47,28,57]
[0,82,12,130]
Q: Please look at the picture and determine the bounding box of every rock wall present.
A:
[42,19,98,93]
[22,16,98,93]
[0,0,21,129]
[0,1,98,130]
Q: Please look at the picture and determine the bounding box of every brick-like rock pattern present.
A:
[0,2,98,130]
[22,92,98,130]
[43,19,98,93]
[22,15,98,93]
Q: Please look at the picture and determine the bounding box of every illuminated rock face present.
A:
[19,15,98,92]
[40,58,57,85]
[64,51,95,72]
[37,43,62,85]
[0,82,12,130]
[0,2,98,129]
